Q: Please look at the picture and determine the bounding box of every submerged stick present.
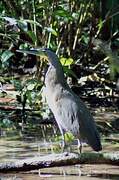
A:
[0,152,118,172]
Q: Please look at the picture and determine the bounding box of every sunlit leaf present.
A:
[60,57,74,66]
[72,12,79,20]
[18,19,42,28]
[27,83,36,91]
[19,43,29,50]
[54,132,74,143]
[54,9,73,20]
[17,20,28,31]
[1,16,17,25]
[64,132,74,142]
[1,50,14,63]
[44,27,57,36]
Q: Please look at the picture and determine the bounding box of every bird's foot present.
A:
[59,140,66,152]
[77,139,82,154]
[59,140,71,153]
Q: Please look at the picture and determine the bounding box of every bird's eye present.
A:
[41,49,46,53]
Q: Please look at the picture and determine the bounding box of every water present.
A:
[0,111,119,180]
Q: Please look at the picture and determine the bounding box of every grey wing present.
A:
[54,91,102,151]
[54,92,80,136]
[76,98,102,151]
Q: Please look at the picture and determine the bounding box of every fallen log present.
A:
[0,105,31,111]
[0,152,119,172]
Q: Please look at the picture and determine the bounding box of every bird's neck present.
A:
[45,65,65,90]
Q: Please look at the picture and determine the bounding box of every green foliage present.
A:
[55,132,74,143]
[1,50,14,68]
[0,118,13,128]
[64,132,75,143]
[60,57,74,66]
[93,38,119,79]
[13,78,43,109]
[0,0,119,127]
[1,50,13,62]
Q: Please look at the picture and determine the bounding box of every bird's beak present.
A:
[16,48,47,58]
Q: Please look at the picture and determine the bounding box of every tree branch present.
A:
[0,152,119,172]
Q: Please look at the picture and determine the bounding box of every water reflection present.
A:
[0,164,119,180]
[0,123,119,179]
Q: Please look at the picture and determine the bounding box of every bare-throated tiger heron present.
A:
[18,48,102,152]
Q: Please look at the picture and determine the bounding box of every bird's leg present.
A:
[59,126,65,151]
[57,123,67,152]
[77,139,82,154]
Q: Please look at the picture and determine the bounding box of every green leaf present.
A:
[11,79,22,90]
[1,50,14,63]
[63,66,77,79]
[81,34,89,44]
[18,19,42,29]
[54,9,73,20]
[1,118,13,128]
[1,16,17,25]
[27,83,36,91]
[60,57,74,66]
[55,9,67,17]
[98,18,103,30]
[44,27,57,36]
[64,132,74,142]
[27,31,37,44]
[26,91,32,104]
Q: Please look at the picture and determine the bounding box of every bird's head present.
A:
[17,48,65,85]
[17,48,62,68]
[17,48,55,60]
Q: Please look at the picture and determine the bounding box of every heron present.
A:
[17,48,102,152]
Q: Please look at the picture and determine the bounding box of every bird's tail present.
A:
[89,130,102,151]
